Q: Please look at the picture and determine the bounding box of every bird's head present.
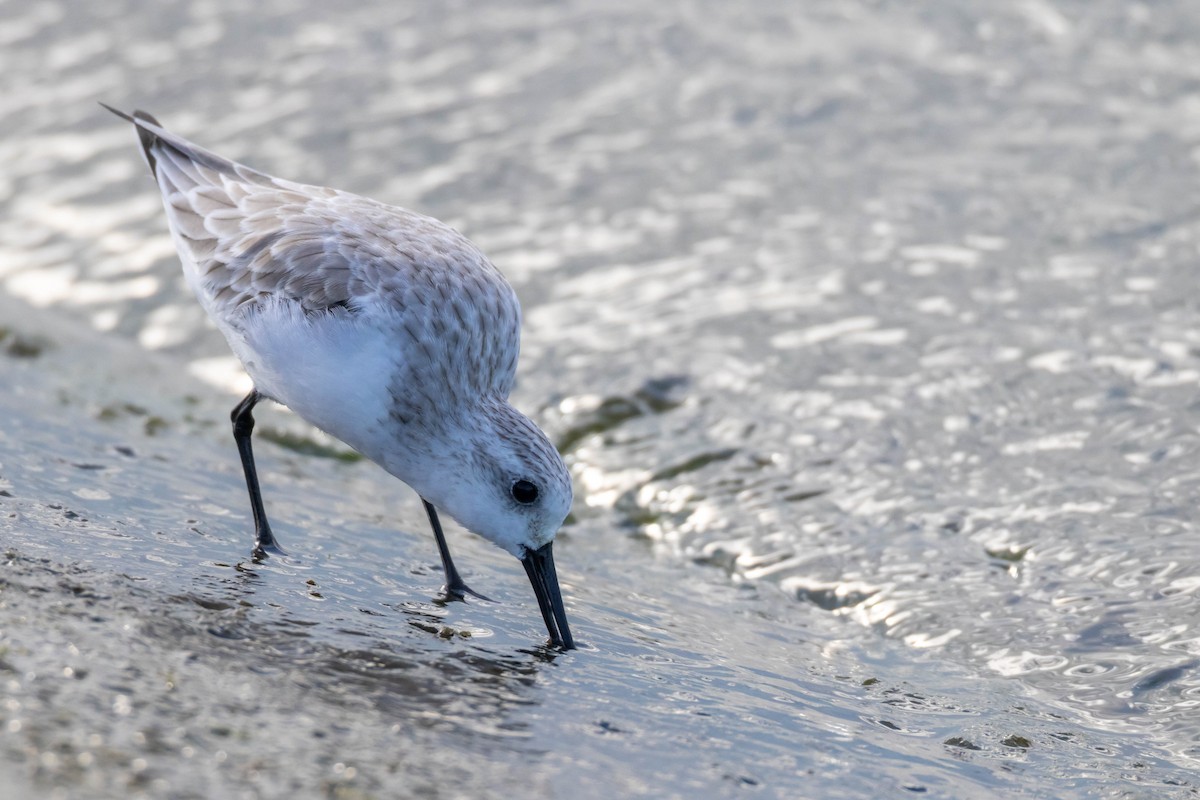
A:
[422,400,575,648]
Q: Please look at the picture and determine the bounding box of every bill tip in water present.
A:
[521,542,575,650]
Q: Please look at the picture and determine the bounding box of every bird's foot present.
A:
[437,580,495,604]
[251,534,286,562]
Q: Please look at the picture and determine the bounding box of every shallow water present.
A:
[4,0,1200,797]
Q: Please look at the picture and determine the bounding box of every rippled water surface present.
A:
[4,0,1200,797]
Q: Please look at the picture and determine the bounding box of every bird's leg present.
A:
[231,390,283,560]
[422,498,493,602]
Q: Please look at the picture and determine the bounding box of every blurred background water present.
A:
[3,0,1200,797]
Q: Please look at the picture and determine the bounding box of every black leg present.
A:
[231,390,282,559]
[422,498,492,602]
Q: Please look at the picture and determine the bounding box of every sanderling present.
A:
[102,104,575,649]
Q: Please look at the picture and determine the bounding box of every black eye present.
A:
[511,479,539,504]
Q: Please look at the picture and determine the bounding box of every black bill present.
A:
[521,542,575,649]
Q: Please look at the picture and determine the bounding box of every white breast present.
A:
[227,300,399,467]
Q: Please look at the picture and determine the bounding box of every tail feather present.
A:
[100,103,163,176]
[131,109,162,126]
[100,102,270,189]
[131,110,163,176]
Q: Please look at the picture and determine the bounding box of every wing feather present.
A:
[105,105,523,396]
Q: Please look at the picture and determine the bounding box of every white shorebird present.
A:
[103,104,575,649]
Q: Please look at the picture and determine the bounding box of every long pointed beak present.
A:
[521,542,575,650]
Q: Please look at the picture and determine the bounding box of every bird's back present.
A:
[123,110,522,403]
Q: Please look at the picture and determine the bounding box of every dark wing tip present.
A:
[132,109,163,127]
[98,102,134,123]
[102,103,256,187]
[100,103,163,178]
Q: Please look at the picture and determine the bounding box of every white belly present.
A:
[220,301,398,467]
